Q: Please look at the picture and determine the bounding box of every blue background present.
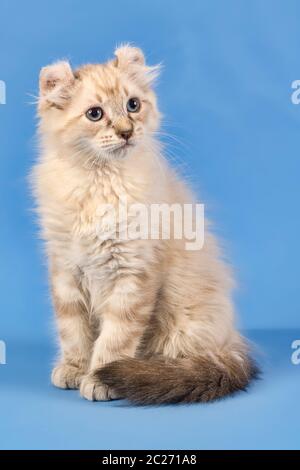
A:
[0,0,299,450]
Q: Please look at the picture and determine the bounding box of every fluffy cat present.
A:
[32,45,258,404]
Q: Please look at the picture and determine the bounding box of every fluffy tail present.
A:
[97,349,259,405]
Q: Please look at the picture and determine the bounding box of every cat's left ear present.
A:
[39,61,76,110]
[114,45,161,88]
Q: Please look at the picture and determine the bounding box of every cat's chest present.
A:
[43,164,150,277]
[60,186,139,275]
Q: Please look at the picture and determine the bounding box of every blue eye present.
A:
[86,107,103,121]
[127,97,141,113]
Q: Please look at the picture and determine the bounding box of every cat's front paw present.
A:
[80,374,119,401]
[51,363,84,390]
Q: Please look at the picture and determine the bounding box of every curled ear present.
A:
[39,61,75,109]
[114,45,145,68]
[114,44,161,88]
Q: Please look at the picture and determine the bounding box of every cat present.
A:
[32,45,258,404]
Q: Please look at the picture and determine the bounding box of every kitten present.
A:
[32,45,258,404]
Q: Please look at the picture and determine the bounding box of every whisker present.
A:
[26,92,39,106]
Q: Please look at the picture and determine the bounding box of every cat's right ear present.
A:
[39,61,75,110]
[114,45,161,89]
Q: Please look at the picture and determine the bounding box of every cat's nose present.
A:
[118,128,133,141]
[115,119,134,141]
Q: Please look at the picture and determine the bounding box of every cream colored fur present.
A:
[32,45,251,402]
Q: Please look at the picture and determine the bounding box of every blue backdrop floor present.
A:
[0,329,299,450]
